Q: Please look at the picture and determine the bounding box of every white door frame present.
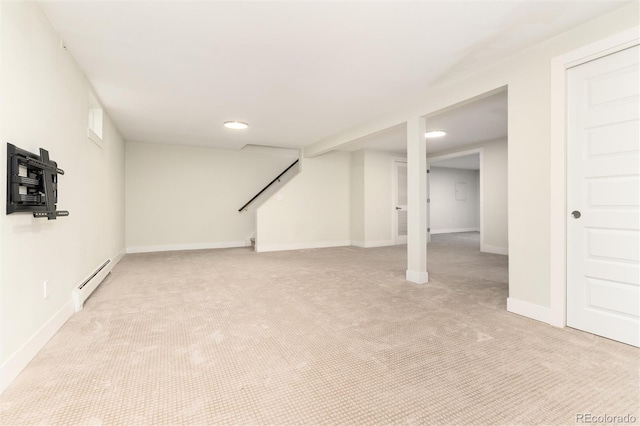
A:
[549,27,639,328]
[427,148,484,246]
[426,165,431,243]
[392,157,408,245]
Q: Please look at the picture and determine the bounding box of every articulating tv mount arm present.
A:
[6,143,69,220]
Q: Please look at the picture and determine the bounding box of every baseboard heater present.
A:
[72,259,111,312]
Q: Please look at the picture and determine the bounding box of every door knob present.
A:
[571,210,581,219]
[396,206,402,210]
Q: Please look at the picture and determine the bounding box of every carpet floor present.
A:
[0,233,638,425]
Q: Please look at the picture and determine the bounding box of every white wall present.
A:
[429,167,480,234]
[482,139,508,254]
[125,141,297,253]
[0,2,125,392]
[350,151,365,244]
[364,150,395,246]
[349,149,398,248]
[350,149,397,248]
[256,151,351,252]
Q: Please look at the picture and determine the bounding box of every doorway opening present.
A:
[424,88,508,258]
[428,151,481,249]
[392,159,408,245]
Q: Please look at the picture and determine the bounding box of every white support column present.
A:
[406,117,428,284]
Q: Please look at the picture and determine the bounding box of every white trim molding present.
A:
[256,240,352,253]
[481,243,508,256]
[406,269,429,284]
[0,250,127,395]
[431,227,479,235]
[427,148,483,163]
[507,298,552,324]
[363,240,395,248]
[549,27,639,328]
[352,239,395,248]
[113,250,125,264]
[0,301,74,395]
[126,241,247,254]
[391,157,408,245]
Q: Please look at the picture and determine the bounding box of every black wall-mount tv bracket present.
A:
[6,143,69,220]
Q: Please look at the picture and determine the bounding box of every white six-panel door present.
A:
[566,45,640,347]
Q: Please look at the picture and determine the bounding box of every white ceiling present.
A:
[40,1,627,151]
[426,90,508,155]
[339,90,507,154]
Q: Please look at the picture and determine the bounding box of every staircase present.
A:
[239,159,301,252]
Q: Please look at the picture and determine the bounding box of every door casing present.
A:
[565,46,639,346]
[549,26,640,328]
[392,158,408,245]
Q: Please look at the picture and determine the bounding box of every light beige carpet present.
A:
[1,233,638,425]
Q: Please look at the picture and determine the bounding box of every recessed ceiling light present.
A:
[425,130,446,138]
[224,121,249,130]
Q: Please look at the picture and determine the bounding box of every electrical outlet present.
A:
[43,280,49,299]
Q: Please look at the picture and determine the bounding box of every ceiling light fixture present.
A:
[425,130,446,138]
[224,121,249,130]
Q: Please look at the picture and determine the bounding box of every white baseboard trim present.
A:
[112,250,125,264]
[406,270,429,284]
[507,297,552,324]
[0,300,74,395]
[0,250,127,395]
[126,241,246,254]
[363,240,395,248]
[431,227,479,235]
[256,240,351,253]
[481,243,509,256]
[352,240,395,248]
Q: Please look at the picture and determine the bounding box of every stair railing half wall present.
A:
[238,159,299,212]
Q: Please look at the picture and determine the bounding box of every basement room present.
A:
[0,1,638,424]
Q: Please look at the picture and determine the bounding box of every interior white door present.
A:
[393,160,408,244]
[566,45,640,347]
[427,168,431,243]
